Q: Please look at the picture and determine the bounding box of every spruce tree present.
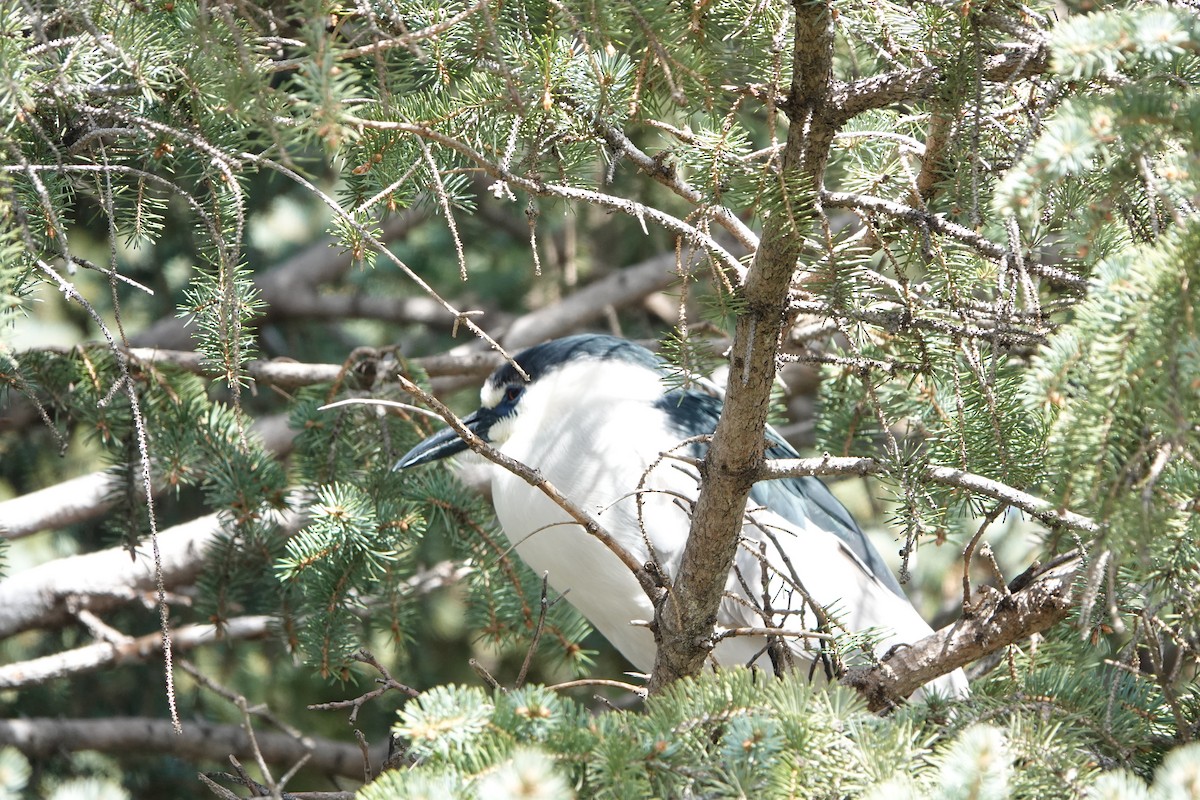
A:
[1,0,1198,797]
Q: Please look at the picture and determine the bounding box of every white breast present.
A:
[490,365,692,671]
[484,359,967,698]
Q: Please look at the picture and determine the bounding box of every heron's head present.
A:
[394,334,664,470]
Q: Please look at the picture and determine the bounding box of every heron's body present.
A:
[399,335,967,698]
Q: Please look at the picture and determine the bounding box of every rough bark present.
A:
[844,556,1079,710]
[0,514,225,638]
[0,717,383,781]
[648,0,839,692]
[0,616,273,689]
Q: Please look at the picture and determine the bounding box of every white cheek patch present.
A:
[480,383,503,408]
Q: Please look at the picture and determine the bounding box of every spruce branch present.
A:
[569,103,760,251]
[821,190,1088,290]
[337,0,487,61]
[5,0,1200,789]
[129,350,345,389]
[241,153,523,375]
[835,46,1049,119]
[789,299,1049,348]
[0,411,293,541]
[134,210,430,350]
[341,118,747,283]
[3,243,681,433]
[42,345,498,394]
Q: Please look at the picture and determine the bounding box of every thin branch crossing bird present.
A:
[397,334,968,699]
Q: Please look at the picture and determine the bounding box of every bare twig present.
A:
[469,658,502,691]
[397,376,658,598]
[0,616,273,690]
[352,730,371,783]
[547,678,647,696]
[179,658,305,744]
[308,650,419,724]
[198,773,241,800]
[31,257,180,731]
[713,626,835,642]
[0,509,304,638]
[416,138,468,281]
[757,455,1099,534]
[0,717,382,780]
[962,503,1007,614]
[515,574,554,689]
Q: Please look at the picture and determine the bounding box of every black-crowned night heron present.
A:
[397,334,967,699]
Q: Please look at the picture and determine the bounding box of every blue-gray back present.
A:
[656,390,906,598]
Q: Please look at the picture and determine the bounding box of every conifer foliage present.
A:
[1,0,1199,797]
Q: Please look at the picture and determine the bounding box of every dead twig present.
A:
[307,650,420,724]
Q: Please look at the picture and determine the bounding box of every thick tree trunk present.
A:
[648,0,840,692]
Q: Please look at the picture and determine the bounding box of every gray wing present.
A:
[656,389,906,598]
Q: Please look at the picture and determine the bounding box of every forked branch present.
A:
[844,554,1080,710]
